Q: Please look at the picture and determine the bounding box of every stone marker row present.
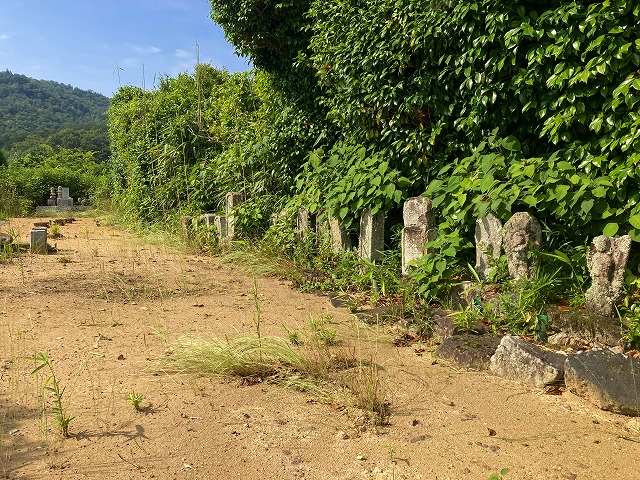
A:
[181,191,243,242]
[186,193,632,318]
[473,211,631,317]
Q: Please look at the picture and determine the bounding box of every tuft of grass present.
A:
[166,335,311,378]
[165,322,389,425]
[344,361,390,426]
[221,245,297,278]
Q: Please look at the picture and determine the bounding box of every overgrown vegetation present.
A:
[0,146,107,216]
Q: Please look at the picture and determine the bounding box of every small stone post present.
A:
[359,209,385,262]
[225,192,244,240]
[297,207,310,240]
[203,213,216,229]
[30,227,48,254]
[180,215,193,236]
[401,197,436,275]
[328,216,351,254]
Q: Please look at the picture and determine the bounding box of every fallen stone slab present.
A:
[565,349,640,416]
[490,335,566,387]
[436,334,502,370]
[548,308,624,347]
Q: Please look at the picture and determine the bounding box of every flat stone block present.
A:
[30,227,48,254]
[565,349,640,416]
[489,335,566,387]
[436,334,502,371]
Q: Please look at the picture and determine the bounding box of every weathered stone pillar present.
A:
[585,235,632,316]
[180,215,193,236]
[297,207,310,240]
[503,212,541,280]
[401,196,436,275]
[475,214,503,281]
[225,192,244,240]
[214,215,228,240]
[30,227,48,254]
[203,213,217,229]
[359,209,385,262]
[328,216,351,254]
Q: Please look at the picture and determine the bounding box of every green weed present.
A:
[28,352,75,437]
[488,467,510,480]
[127,391,146,412]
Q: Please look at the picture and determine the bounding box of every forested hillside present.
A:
[0,70,110,160]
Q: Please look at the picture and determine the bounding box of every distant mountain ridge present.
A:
[0,70,110,160]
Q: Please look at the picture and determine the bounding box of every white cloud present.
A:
[130,44,162,55]
[0,34,11,41]
[174,49,192,59]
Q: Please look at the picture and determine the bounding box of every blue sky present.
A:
[0,0,249,97]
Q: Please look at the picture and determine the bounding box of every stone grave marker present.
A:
[475,214,503,281]
[225,192,244,239]
[30,227,48,254]
[359,210,385,262]
[503,212,541,280]
[401,196,436,275]
[585,235,632,317]
[297,207,310,240]
[328,215,351,254]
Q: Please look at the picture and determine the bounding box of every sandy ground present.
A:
[1,217,640,480]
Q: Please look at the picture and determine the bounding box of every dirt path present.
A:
[1,217,640,480]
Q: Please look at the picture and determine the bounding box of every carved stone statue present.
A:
[475,214,503,281]
[585,235,632,317]
[503,212,542,280]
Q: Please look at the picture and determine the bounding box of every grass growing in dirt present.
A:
[164,333,390,424]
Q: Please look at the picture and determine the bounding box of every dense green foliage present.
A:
[0,146,106,217]
[306,0,640,239]
[0,70,110,160]
[108,0,640,313]
[108,66,308,231]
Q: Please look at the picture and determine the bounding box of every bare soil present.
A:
[2,217,640,480]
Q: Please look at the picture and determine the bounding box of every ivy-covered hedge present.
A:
[111,0,639,252]
[305,0,640,242]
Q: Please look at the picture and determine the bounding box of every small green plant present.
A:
[28,352,74,437]
[309,314,338,346]
[49,224,62,238]
[488,467,510,480]
[284,327,304,346]
[449,303,486,334]
[127,391,146,412]
[382,444,397,480]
